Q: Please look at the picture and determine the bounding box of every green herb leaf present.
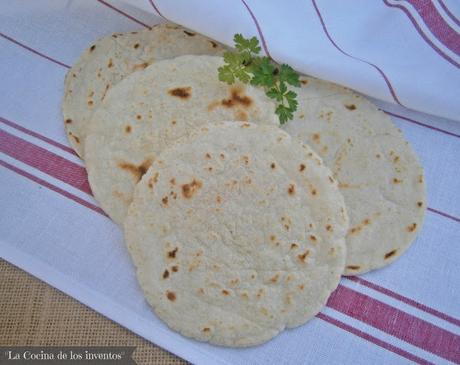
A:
[276,104,294,124]
[218,65,235,84]
[279,64,301,87]
[284,90,298,110]
[234,34,261,54]
[251,57,275,87]
[266,87,282,101]
[217,34,301,124]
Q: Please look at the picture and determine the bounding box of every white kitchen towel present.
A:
[119,0,460,122]
[1,1,459,365]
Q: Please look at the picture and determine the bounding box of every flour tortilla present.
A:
[63,23,226,157]
[283,77,426,275]
[124,121,348,346]
[85,55,278,225]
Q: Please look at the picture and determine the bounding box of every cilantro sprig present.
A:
[218,34,300,124]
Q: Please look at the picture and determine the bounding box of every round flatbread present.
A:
[283,76,426,275]
[85,55,277,225]
[124,121,348,347]
[62,23,226,157]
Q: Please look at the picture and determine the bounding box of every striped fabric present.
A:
[0,1,459,364]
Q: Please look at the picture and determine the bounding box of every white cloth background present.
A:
[1,1,459,364]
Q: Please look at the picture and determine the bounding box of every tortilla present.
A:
[62,23,226,157]
[283,76,426,275]
[124,121,348,346]
[84,55,278,225]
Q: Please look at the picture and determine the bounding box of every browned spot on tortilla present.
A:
[133,43,140,49]
[407,223,417,232]
[298,250,310,262]
[89,45,96,52]
[299,164,306,172]
[162,270,169,279]
[301,79,308,85]
[170,178,176,185]
[311,188,317,196]
[168,248,178,259]
[270,274,279,283]
[270,235,276,242]
[345,104,356,110]
[181,179,203,199]
[171,120,176,125]
[69,133,80,144]
[376,154,381,158]
[171,265,178,272]
[309,235,317,242]
[222,289,230,296]
[288,184,296,195]
[118,159,152,182]
[326,224,333,232]
[290,243,299,249]
[221,87,253,108]
[216,195,222,204]
[393,178,402,184]
[162,196,168,206]
[65,119,72,124]
[241,155,249,165]
[166,291,176,301]
[270,162,276,169]
[328,176,334,183]
[87,100,93,106]
[419,175,424,183]
[197,288,205,295]
[132,62,149,71]
[136,114,142,120]
[148,172,159,189]
[107,58,113,68]
[349,225,362,236]
[240,292,249,300]
[183,30,195,36]
[363,218,371,225]
[235,110,248,121]
[205,153,211,159]
[125,125,131,133]
[202,327,210,332]
[347,265,361,270]
[417,201,423,207]
[298,284,305,290]
[100,83,110,101]
[312,133,320,142]
[220,153,225,159]
[385,249,397,259]
[168,87,191,99]
[229,278,239,286]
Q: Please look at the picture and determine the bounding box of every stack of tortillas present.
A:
[62,23,426,347]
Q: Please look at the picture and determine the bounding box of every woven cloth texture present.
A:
[0,259,188,365]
